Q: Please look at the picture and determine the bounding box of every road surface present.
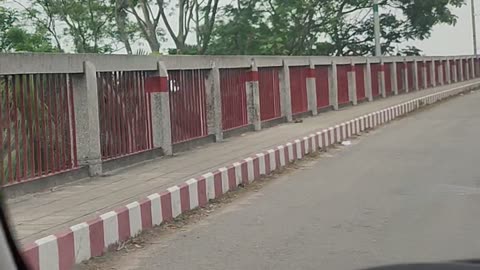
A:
[83,90,480,269]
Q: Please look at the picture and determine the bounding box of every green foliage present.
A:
[1,0,467,55]
[34,0,117,53]
[207,0,465,56]
[0,6,58,52]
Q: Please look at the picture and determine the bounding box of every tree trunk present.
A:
[115,0,133,54]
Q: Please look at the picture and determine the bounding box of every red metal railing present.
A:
[258,68,281,121]
[337,65,349,105]
[315,66,330,109]
[169,69,209,143]
[397,63,405,92]
[371,63,380,97]
[1,73,78,186]
[355,64,366,101]
[220,68,248,131]
[97,71,153,160]
[407,62,414,90]
[289,66,308,114]
[384,64,392,95]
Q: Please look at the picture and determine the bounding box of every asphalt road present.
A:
[88,90,480,270]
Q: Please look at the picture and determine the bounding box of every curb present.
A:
[21,82,478,270]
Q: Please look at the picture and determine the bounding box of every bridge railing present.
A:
[0,53,478,192]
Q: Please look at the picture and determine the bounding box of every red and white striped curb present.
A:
[21,83,476,270]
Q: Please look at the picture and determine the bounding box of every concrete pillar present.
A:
[347,60,357,105]
[470,57,475,79]
[306,60,318,115]
[403,60,409,93]
[421,60,427,89]
[466,58,471,80]
[328,60,339,110]
[391,60,398,95]
[446,58,452,84]
[207,62,223,141]
[430,59,436,88]
[413,59,419,91]
[459,58,464,81]
[365,58,373,101]
[147,62,172,155]
[71,61,102,176]
[280,60,293,122]
[474,57,478,78]
[438,60,444,86]
[379,59,386,98]
[246,60,261,131]
[452,58,458,82]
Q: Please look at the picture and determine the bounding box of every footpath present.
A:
[8,80,479,246]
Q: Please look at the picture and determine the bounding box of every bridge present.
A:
[1,53,479,269]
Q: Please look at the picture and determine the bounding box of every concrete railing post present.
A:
[464,58,470,81]
[379,59,386,98]
[473,57,477,78]
[437,60,444,86]
[446,58,452,84]
[452,58,458,83]
[306,59,318,115]
[329,60,339,109]
[470,57,475,79]
[207,62,223,141]
[403,59,409,93]
[391,60,398,95]
[459,58,464,81]
[246,60,262,131]
[147,62,173,155]
[280,60,293,122]
[421,60,427,89]
[347,60,357,105]
[365,58,373,101]
[430,59,436,88]
[413,59,419,91]
[71,61,102,176]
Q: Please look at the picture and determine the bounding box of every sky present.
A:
[409,1,476,56]
[3,0,477,56]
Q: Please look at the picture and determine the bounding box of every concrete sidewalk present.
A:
[8,80,479,245]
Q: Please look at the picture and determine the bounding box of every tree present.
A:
[13,0,63,51]
[115,0,134,54]
[206,0,465,56]
[322,0,465,56]
[0,6,58,53]
[17,0,118,53]
[208,0,330,55]
[117,0,166,53]
[53,0,117,53]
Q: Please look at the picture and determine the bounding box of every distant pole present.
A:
[373,0,381,56]
[472,0,478,57]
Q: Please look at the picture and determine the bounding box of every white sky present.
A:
[408,1,476,56]
[3,0,477,56]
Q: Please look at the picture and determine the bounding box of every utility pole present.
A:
[472,0,478,56]
[373,0,381,56]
